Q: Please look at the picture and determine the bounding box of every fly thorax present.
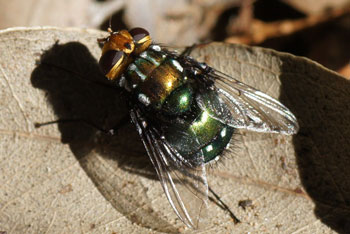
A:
[162,83,193,115]
[125,46,187,109]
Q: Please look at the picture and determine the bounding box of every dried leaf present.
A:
[0,0,92,29]
[0,27,349,233]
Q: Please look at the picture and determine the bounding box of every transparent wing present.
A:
[187,64,299,135]
[206,70,299,135]
[163,47,299,135]
[130,109,209,229]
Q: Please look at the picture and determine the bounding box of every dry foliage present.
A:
[1,27,350,233]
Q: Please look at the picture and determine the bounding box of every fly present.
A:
[95,27,299,228]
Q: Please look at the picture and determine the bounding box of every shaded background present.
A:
[0,0,349,78]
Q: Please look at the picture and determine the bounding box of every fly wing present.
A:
[165,48,298,135]
[130,109,209,229]
[203,70,299,135]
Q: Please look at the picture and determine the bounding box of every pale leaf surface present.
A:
[1,27,349,233]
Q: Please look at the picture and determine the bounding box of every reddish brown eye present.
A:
[99,50,124,75]
[129,27,149,43]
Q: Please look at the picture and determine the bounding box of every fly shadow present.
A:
[30,42,180,233]
[279,57,350,233]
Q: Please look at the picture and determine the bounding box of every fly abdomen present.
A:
[162,89,235,164]
[190,111,235,163]
[163,109,235,164]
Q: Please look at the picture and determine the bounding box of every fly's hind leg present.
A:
[208,186,241,224]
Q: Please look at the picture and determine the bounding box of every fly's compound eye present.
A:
[99,50,125,80]
[129,27,149,43]
[129,27,152,54]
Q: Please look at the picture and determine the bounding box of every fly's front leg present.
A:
[35,118,109,133]
[106,114,131,135]
[35,114,131,136]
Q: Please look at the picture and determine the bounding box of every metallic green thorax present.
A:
[162,84,193,115]
[125,46,234,163]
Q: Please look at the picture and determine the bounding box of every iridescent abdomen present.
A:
[163,90,235,164]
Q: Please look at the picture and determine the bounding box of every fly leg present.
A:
[105,114,131,135]
[35,114,131,136]
[185,142,241,224]
[35,118,108,133]
[179,44,213,73]
[177,45,216,87]
[208,186,241,224]
[180,44,198,57]
[38,60,121,92]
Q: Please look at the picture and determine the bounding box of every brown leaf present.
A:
[0,27,349,233]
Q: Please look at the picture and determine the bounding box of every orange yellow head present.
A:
[99,27,152,80]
